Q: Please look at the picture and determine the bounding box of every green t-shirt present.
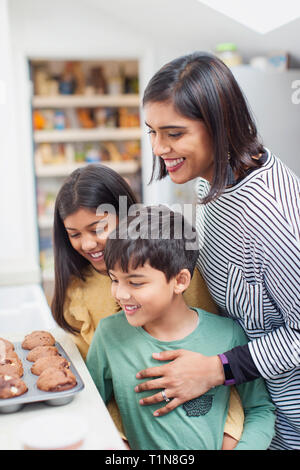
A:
[86,308,275,450]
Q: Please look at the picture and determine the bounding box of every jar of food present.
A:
[215,43,242,67]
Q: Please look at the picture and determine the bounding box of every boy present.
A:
[86,206,275,450]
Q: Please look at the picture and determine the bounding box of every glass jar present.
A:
[215,43,242,67]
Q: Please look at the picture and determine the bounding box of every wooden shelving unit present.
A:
[31,59,142,292]
[34,126,141,143]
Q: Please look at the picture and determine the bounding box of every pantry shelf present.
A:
[34,127,142,143]
[38,215,54,229]
[36,160,140,177]
[32,94,140,108]
[31,59,142,301]
[42,268,55,282]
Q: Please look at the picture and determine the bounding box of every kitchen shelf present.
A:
[42,268,55,282]
[38,215,54,229]
[32,94,140,108]
[34,127,141,143]
[36,160,139,177]
[31,59,142,298]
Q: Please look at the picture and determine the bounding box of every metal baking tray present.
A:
[0,341,84,413]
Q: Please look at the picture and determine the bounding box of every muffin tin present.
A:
[0,341,84,413]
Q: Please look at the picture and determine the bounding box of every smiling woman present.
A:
[143,52,264,203]
[140,51,300,450]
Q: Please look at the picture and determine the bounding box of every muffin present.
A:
[0,374,28,399]
[26,346,60,363]
[0,337,15,353]
[31,355,70,376]
[22,331,55,350]
[0,352,24,378]
[37,367,77,392]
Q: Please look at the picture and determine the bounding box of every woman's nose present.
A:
[152,135,171,157]
[81,234,97,252]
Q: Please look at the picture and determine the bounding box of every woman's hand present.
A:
[135,349,225,416]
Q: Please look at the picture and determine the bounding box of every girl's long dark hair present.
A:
[51,163,137,333]
[143,52,264,203]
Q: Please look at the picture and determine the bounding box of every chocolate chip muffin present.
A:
[26,346,60,362]
[31,355,70,376]
[37,367,77,392]
[0,338,15,353]
[22,331,55,350]
[0,374,28,399]
[0,352,23,378]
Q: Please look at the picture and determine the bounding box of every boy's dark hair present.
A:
[104,205,199,281]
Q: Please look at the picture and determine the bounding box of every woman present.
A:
[134,52,300,450]
[51,163,242,445]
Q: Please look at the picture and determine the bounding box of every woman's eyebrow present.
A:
[145,121,186,130]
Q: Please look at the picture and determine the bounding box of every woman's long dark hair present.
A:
[51,163,137,333]
[143,51,264,203]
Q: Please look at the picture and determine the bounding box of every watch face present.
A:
[223,363,234,380]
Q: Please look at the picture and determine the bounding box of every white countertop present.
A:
[0,329,126,450]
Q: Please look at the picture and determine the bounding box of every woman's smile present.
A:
[163,157,186,172]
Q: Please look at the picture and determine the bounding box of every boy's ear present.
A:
[174,269,191,294]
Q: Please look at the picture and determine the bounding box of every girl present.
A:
[135,51,300,450]
[51,163,137,357]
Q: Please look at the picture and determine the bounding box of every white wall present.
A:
[232,66,300,176]
[0,0,40,285]
[0,0,175,285]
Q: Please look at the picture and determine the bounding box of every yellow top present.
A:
[63,265,243,442]
[64,267,120,359]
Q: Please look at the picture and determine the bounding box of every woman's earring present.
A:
[226,152,236,186]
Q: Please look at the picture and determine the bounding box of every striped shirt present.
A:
[195,149,300,450]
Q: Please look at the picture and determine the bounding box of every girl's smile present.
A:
[64,208,118,272]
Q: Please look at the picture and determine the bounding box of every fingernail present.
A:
[153,353,160,359]
[134,386,139,392]
[139,399,144,405]
[136,372,141,379]
[154,412,159,417]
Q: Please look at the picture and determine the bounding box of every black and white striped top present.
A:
[196,149,300,450]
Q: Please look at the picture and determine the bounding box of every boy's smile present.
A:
[123,303,142,315]
[109,262,197,341]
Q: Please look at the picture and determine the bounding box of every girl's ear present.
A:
[174,269,191,294]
